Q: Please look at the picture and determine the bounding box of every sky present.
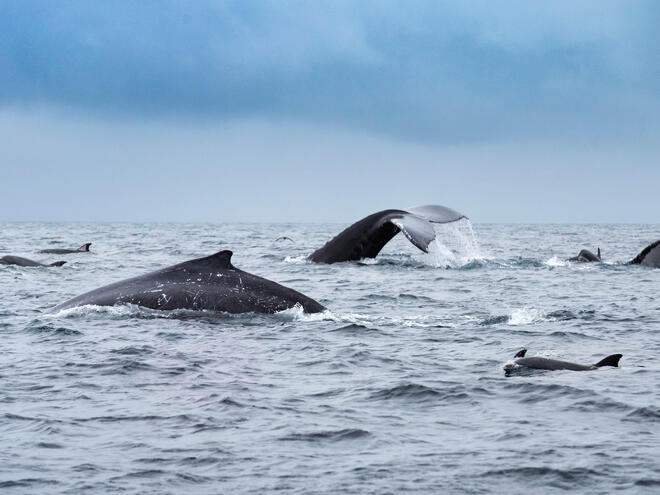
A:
[1,1,659,223]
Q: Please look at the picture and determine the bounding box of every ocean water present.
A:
[1,221,659,494]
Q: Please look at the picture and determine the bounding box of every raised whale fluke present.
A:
[50,249,325,314]
[628,240,660,268]
[505,349,622,372]
[40,242,92,254]
[308,204,467,264]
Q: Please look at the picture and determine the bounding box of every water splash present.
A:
[424,218,485,268]
[508,308,544,326]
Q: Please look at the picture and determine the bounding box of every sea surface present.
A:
[1,221,659,494]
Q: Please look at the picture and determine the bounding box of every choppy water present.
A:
[1,222,659,494]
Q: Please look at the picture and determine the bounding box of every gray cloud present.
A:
[1,1,659,142]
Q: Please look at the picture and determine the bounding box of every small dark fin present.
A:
[275,236,294,242]
[597,247,601,260]
[514,349,527,358]
[209,250,233,268]
[595,354,622,368]
[49,261,67,267]
[78,243,92,252]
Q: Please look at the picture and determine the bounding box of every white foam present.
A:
[508,308,543,326]
[275,304,333,321]
[545,256,568,267]
[283,255,308,264]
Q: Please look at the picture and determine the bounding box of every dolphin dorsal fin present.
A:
[514,349,527,358]
[594,354,622,368]
[209,250,234,268]
[78,243,92,252]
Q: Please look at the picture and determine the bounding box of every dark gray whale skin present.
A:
[506,349,622,372]
[40,243,92,254]
[568,248,601,262]
[50,250,325,314]
[1,256,66,267]
[629,240,660,268]
[309,205,466,264]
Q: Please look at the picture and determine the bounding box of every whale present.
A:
[628,240,660,268]
[40,243,92,254]
[308,205,467,264]
[50,250,325,314]
[568,247,601,262]
[504,349,622,372]
[1,256,66,267]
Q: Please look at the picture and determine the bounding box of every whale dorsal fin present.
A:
[208,250,234,268]
[78,243,92,252]
[597,247,601,260]
[595,354,622,368]
[514,349,527,358]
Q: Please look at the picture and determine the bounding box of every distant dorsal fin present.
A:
[78,243,92,252]
[514,349,527,358]
[597,247,601,260]
[595,354,622,368]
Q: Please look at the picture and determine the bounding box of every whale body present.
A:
[1,256,66,267]
[505,349,622,372]
[629,240,660,268]
[50,250,325,314]
[568,248,601,263]
[40,243,92,254]
[309,205,467,264]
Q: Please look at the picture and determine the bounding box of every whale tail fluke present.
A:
[49,261,67,267]
[78,243,92,252]
[595,354,622,368]
[514,349,527,358]
[390,213,437,253]
[405,205,467,224]
[308,204,468,263]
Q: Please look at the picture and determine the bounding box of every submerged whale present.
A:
[40,243,92,254]
[1,256,66,267]
[50,250,325,314]
[568,247,601,262]
[629,240,660,268]
[309,205,467,264]
[504,349,622,372]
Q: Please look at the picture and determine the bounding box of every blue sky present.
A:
[1,1,659,222]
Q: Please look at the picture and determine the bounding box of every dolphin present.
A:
[50,250,325,314]
[568,247,601,262]
[1,256,66,267]
[504,349,622,372]
[628,240,660,268]
[40,243,92,254]
[308,204,467,264]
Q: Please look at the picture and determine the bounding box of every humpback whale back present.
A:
[50,249,325,314]
[308,205,467,264]
[629,240,660,267]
